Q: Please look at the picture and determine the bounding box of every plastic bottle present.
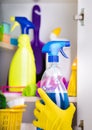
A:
[37,40,70,130]
[8,17,36,92]
[50,27,71,81]
[41,40,70,108]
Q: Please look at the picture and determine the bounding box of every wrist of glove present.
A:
[33,88,76,130]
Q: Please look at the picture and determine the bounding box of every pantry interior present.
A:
[0,0,77,129]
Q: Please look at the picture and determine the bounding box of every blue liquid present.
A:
[37,92,69,130]
[47,92,69,109]
[37,128,41,130]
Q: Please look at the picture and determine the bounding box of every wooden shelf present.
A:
[0,42,17,50]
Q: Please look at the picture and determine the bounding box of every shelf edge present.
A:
[0,42,17,50]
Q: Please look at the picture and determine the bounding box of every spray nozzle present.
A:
[42,40,70,62]
[10,16,35,34]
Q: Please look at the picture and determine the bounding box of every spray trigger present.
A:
[10,21,19,32]
[60,48,68,58]
[10,16,19,32]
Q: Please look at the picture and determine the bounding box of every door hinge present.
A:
[78,120,84,130]
[74,8,84,26]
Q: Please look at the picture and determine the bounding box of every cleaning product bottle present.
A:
[8,17,36,92]
[50,27,71,81]
[41,40,70,108]
[37,40,70,130]
[67,58,77,96]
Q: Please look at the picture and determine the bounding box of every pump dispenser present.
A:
[41,40,70,109]
[8,17,36,92]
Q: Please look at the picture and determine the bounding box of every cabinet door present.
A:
[77,0,92,129]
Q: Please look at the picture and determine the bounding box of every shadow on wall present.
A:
[0,3,16,87]
[0,49,16,86]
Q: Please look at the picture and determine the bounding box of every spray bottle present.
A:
[37,40,70,130]
[8,17,36,92]
[41,40,70,108]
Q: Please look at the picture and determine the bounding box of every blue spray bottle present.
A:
[37,40,70,130]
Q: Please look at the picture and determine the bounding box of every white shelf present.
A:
[6,96,40,102]
[0,0,77,4]
[0,42,17,50]
[6,95,77,103]
[69,97,77,103]
[21,123,36,130]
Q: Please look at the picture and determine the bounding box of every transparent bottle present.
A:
[41,62,69,109]
[37,40,70,130]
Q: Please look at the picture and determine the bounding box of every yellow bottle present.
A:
[67,58,77,96]
[8,17,36,92]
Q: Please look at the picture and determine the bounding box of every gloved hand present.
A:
[33,88,76,130]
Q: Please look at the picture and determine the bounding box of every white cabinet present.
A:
[1,0,92,130]
[77,0,92,129]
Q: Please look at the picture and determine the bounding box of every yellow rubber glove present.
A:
[33,88,76,130]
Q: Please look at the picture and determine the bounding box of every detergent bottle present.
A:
[41,40,70,108]
[37,40,70,130]
[50,27,71,81]
[8,17,36,92]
